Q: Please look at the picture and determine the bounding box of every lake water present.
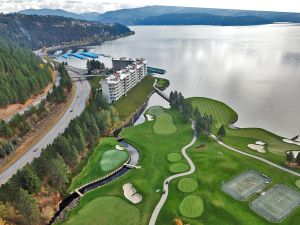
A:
[65,24,300,138]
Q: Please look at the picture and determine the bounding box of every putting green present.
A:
[154,113,177,135]
[178,178,198,193]
[296,180,300,189]
[147,106,165,116]
[62,196,140,225]
[169,163,189,173]
[167,153,182,162]
[179,195,204,218]
[100,150,129,172]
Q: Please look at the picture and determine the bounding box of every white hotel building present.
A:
[101,58,147,103]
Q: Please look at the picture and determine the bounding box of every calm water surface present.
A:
[65,24,300,138]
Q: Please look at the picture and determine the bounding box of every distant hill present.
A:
[137,13,273,26]
[19,8,100,21]
[96,5,300,25]
[0,13,133,49]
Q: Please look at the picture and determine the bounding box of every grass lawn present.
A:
[178,178,198,193]
[147,106,165,116]
[155,77,170,91]
[114,76,155,121]
[169,163,190,173]
[153,112,177,135]
[189,97,300,170]
[296,180,300,189]
[60,108,193,225]
[158,134,300,225]
[167,153,183,163]
[88,76,105,92]
[59,196,140,225]
[100,150,128,171]
[179,195,204,218]
[68,138,129,192]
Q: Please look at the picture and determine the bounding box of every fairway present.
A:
[167,153,182,162]
[154,113,177,135]
[189,97,238,127]
[178,178,198,193]
[68,138,129,192]
[147,105,165,116]
[250,184,300,223]
[296,180,300,189]
[179,195,204,218]
[100,150,129,171]
[62,196,140,225]
[222,170,270,201]
[169,163,190,173]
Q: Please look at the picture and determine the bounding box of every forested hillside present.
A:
[0,13,133,49]
[0,39,52,107]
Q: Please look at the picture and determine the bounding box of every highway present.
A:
[0,67,91,185]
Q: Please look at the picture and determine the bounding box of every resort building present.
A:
[101,58,147,103]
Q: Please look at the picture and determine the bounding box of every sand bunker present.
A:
[116,145,124,150]
[255,141,265,146]
[248,144,266,153]
[146,114,154,121]
[228,124,240,130]
[283,139,300,146]
[123,183,142,204]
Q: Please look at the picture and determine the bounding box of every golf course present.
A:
[59,97,300,225]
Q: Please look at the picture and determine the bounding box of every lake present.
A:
[65,24,300,139]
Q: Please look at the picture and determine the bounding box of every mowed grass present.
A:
[59,196,140,225]
[167,153,183,163]
[114,76,155,120]
[68,138,129,192]
[158,135,300,225]
[61,109,193,225]
[169,163,190,173]
[154,113,177,135]
[296,180,300,189]
[147,106,165,116]
[188,97,300,170]
[179,195,204,218]
[100,150,128,171]
[188,97,238,130]
[178,178,198,193]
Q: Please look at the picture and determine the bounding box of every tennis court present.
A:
[222,170,270,201]
[250,184,300,223]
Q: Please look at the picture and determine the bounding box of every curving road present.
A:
[210,134,300,177]
[149,121,197,225]
[0,67,91,185]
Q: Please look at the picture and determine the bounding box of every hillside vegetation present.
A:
[0,13,133,49]
[0,39,52,107]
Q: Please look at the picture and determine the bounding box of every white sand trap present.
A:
[116,145,124,150]
[248,144,266,153]
[255,141,265,146]
[291,151,300,158]
[123,183,142,204]
[146,114,154,121]
[228,124,240,129]
[283,139,300,146]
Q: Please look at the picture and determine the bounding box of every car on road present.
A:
[33,148,38,152]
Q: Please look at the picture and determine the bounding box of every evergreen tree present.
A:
[16,189,39,225]
[296,153,300,166]
[217,124,226,138]
[286,151,294,163]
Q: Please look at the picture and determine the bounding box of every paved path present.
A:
[149,121,197,225]
[0,67,91,185]
[211,134,300,177]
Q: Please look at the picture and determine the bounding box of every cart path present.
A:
[149,121,197,225]
[211,134,300,177]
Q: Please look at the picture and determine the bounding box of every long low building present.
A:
[101,58,147,103]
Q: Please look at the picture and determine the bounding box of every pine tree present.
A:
[16,189,39,225]
[217,124,226,138]
[286,151,294,163]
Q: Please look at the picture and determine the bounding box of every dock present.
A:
[147,66,166,75]
[80,52,99,59]
[71,53,88,60]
